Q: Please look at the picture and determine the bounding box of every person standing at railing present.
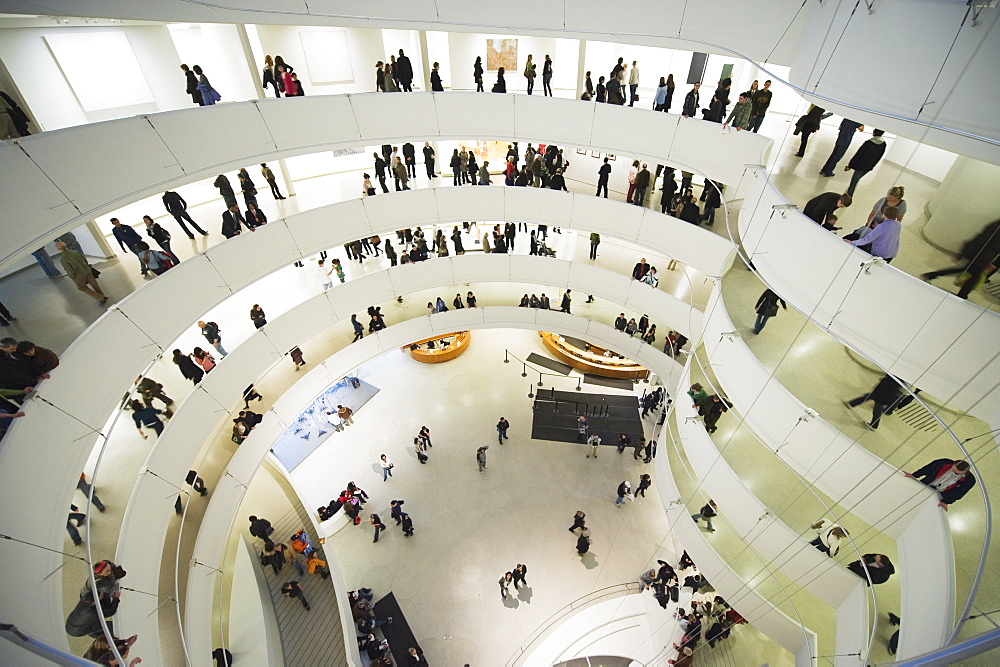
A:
[905,459,977,510]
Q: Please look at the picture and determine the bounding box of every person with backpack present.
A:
[135,241,175,276]
[753,288,787,334]
[197,320,227,357]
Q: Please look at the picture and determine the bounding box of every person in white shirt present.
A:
[379,454,394,481]
[316,259,333,290]
[628,61,640,106]
[809,518,848,557]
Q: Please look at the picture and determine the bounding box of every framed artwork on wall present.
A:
[486,38,517,71]
[590,150,600,158]
[576,148,588,155]
[606,153,616,161]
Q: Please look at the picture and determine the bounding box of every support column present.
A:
[925,156,1000,253]
[419,30,433,92]
[577,39,588,100]
[85,221,117,260]
[235,24,295,197]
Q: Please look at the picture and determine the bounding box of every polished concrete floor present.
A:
[2,109,989,663]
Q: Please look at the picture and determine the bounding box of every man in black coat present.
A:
[214,174,238,208]
[402,142,416,178]
[0,337,43,393]
[396,49,414,91]
[162,190,208,238]
[248,515,273,540]
[682,82,700,118]
[373,152,390,193]
[422,142,436,179]
[802,192,851,225]
[844,130,887,196]
[905,459,977,510]
[845,373,904,430]
[181,64,202,105]
[848,553,894,586]
[221,203,245,238]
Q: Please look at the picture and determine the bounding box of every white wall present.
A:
[253,24,386,96]
[925,155,1000,253]
[0,25,188,130]
[885,136,958,185]
[167,23,257,104]
[447,32,579,94]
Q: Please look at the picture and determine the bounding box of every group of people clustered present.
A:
[11,46,989,667]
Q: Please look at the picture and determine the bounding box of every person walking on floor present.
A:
[845,373,904,430]
[921,218,1000,300]
[692,500,718,532]
[390,499,405,525]
[477,445,489,473]
[587,433,601,458]
[197,320,227,357]
[111,218,149,276]
[370,513,387,542]
[379,454,393,481]
[569,511,587,534]
[636,473,652,498]
[576,528,592,555]
[161,190,209,238]
[633,437,646,460]
[77,473,106,512]
[352,314,364,341]
[499,571,514,599]
[697,394,731,433]
[820,119,864,177]
[576,415,589,443]
[496,417,510,444]
[616,480,632,507]
[542,55,553,96]
[843,130,887,196]
[753,288,787,334]
[54,242,107,305]
[281,581,310,610]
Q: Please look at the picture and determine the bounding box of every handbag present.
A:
[91,267,101,278]
[366,187,376,196]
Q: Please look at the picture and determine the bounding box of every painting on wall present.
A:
[486,38,517,71]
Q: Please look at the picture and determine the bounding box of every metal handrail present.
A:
[505,582,643,666]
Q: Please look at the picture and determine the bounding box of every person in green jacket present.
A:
[687,383,708,407]
[589,233,600,260]
[55,242,107,305]
[726,93,752,130]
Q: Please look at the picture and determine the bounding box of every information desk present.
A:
[402,331,471,363]
[540,332,648,380]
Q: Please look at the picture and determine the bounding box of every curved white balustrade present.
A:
[738,173,1000,423]
[700,284,955,659]
[0,92,768,264]
[4,1,996,162]
[651,420,818,665]
[0,184,728,650]
[184,306,687,665]
[672,366,868,663]
[115,255,698,662]
[0,92,986,658]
